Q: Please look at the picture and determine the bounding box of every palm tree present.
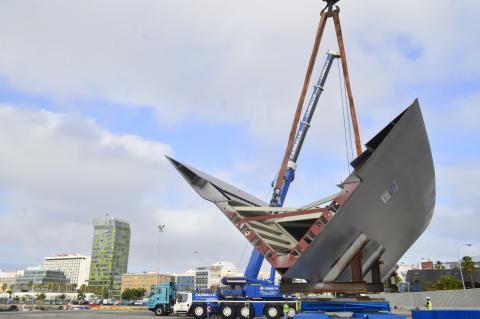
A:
[7,289,13,300]
[78,284,87,294]
[1,283,7,293]
[434,261,445,270]
[461,256,476,288]
[433,275,462,290]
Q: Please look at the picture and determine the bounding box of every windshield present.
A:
[150,287,163,296]
[176,293,188,303]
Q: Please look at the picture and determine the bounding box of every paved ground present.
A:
[0,310,162,319]
[0,310,412,319]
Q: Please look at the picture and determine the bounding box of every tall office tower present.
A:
[88,215,130,298]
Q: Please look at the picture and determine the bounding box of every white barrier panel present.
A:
[370,288,480,309]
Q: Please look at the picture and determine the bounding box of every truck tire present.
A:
[154,305,164,316]
[220,303,237,319]
[264,304,281,319]
[192,303,207,319]
[238,303,255,319]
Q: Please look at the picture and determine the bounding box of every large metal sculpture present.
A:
[167,99,435,291]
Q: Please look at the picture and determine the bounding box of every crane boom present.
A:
[272,50,340,207]
[244,50,340,282]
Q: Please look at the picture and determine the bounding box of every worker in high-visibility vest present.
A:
[295,300,301,313]
[283,301,290,319]
[425,297,433,310]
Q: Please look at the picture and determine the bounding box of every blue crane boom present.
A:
[244,50,340,283]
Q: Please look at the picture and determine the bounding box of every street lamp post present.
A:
[156,225,166,285]
[457,243,472,290]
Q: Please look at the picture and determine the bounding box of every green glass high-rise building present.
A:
[88,215,130,298]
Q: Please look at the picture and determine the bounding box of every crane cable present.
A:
[337,58,354,174]
[236,241,249,272]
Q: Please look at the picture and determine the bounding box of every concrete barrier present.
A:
[371,288,480,310]
[91,305,148,311]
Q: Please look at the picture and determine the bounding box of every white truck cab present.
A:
[173,292,192,315]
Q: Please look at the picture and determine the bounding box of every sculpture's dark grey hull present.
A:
[167,99,435,284]
[285,99,435,282]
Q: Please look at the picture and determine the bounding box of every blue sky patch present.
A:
[395,35,423,60]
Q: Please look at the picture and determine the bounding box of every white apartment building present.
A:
[0,270,16,287]
[43,254,91,287]
[194,266,211,290]
[194,261,241,290]
[210,261,238,288]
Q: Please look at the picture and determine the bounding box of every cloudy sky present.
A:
[0,0,479,274]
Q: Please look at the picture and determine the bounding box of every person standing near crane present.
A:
[425,297,433,310]
[283,301,290,319]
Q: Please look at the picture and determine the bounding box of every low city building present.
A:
[195,261,240,290]
[121,272,175,293]
[420,260,434,270]
[43,253,91,288]
[175,271,195,291]
[194,266,211,290]
[14,268,69,290]
[444,260,480,270]
[406,268,480,291]
[210,261,238,289]
[0,270,16,288]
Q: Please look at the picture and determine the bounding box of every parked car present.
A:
[133,300,144,306]
[102,299,114,305]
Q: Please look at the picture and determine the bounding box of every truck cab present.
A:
[173,291,192,315]
[148,281,176,316]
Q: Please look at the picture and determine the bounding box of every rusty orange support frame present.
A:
[273,10,329,202]
[332,9,362,157]
[273,6,363,203]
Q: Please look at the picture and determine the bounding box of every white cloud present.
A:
[0,104,263,273]
[1,0,478,140]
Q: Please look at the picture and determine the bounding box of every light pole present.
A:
[457,243,472,290]
[156,225,166,285]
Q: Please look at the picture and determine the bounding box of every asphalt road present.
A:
[0,310,412,319]
[0,310,164,319]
